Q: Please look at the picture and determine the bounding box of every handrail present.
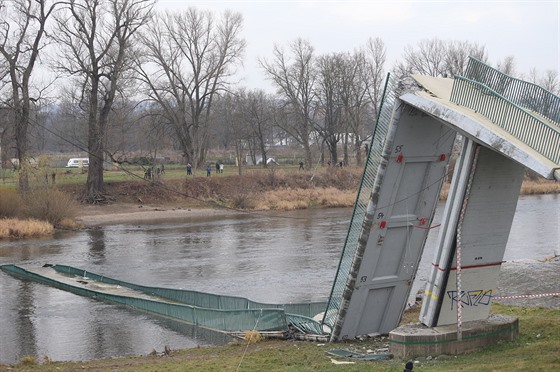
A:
[286,313,326,335]
[450,76,560,165]
[464,57,560,126]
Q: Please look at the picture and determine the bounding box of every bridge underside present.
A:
[332,103,456,339]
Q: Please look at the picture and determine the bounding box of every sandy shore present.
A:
[75,203,239,227]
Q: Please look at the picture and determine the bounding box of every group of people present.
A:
[206,162,223,176]
[144,164,165,180]
[186,162,224,177]
[215,162,224,173]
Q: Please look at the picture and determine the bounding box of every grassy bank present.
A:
[0,167,558,238]
[3,304,558,371]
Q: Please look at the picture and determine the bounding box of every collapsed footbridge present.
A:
[322,57,559,341]
[2,58,558,345]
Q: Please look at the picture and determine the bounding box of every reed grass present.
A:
[440,179,560,201]
[253,187,356,210]
[0,218,54,238]
[520,179,560,194]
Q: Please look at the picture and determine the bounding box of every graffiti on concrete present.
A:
[447,289,493,310]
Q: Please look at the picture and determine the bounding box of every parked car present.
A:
[66,158,89,168]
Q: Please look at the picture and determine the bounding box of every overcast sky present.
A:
[156,0,559,92]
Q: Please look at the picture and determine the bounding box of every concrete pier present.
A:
[389,314,518,358]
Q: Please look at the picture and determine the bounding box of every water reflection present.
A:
[87,229,106,263]
[14,281,37,361]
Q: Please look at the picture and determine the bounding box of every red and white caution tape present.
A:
[493,292,560,300]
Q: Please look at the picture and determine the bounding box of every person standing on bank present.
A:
[207,164,212,177]
[186,163,192,176]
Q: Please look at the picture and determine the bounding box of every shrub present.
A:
[242,330,262,343]
[22,188,78,226]
[0,189,23,218]
[230,192,257,209]
[18,355,37,365]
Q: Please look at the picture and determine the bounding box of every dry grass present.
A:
[520,179,560,194]
[17,356,37,366]
[242,331,263,343]
[254,187,357,210]
[101,168,362,210]
[439,182,450,201]
[440,178,560,201]
[0,218,54,238]
[56,217,83,230]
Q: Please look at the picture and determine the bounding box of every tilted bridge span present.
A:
[322,57,559,341]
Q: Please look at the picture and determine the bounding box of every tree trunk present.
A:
[343,133,349,166]
[13,79,30,192]
[303,141,313,170]
[355,136,363,166]
[85,80,104,201]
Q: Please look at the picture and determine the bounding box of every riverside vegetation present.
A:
[0,165,559,238]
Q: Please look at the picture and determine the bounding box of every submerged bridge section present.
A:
[324,58,559,340]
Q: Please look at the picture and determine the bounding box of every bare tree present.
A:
[443,40,487,77]
[394,38,488,90]
[103,99,151,162]
[260,38,316,169]
[349,38,387,165]
[496,55,516,75]
[399,38,447,77]
[53,0,154,202]
[238,89,275,167]
[137,8,246,169]
[226,91,251,175]
[314,52,345,166]
[0,0,57,191]
[535,69,559,95]
[362,37,386,121]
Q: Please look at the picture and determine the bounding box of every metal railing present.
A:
[450,76,560,164]
[464,57,560,126]
[286,314,325,335]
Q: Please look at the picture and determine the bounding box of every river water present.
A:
[0,194,558,364]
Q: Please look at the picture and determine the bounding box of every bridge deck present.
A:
[403,75,559,181]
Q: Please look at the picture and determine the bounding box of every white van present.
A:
[66,158,89,168]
